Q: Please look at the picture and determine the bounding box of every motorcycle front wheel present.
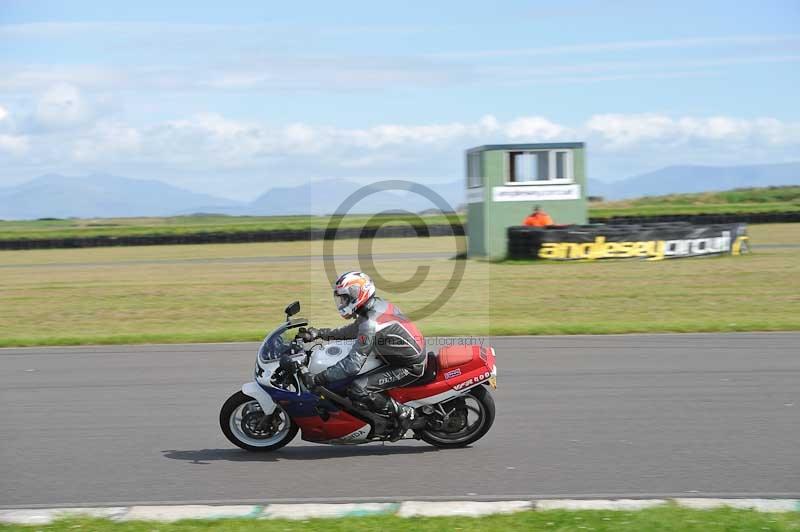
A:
[418,386,495,449]
[220,391,298,452]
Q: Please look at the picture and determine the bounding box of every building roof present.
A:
[466,142,584,153]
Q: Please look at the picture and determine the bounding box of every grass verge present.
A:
[0,225,797,347]
[2,507,800,531]
[590,185,800,217]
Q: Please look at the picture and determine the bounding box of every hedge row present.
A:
[589,211,800,225]
[0,211,795,250]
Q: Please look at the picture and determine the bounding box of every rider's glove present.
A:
[303,372,323,390]
[301,327,321,342]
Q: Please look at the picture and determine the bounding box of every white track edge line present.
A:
[1,499,798,524]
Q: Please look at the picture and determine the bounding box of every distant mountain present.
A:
[4,162,795,220]
[249,179,401,215]
[589,162,800,200]
[246,178,463,215]
[0,174,464,220]
[0,174,241,220]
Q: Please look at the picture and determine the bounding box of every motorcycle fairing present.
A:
[258,376,371,443]
[241,381,277,415]
[293,410,369,443]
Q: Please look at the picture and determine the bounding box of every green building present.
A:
[465,142,588,258]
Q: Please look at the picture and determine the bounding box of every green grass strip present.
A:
[2,507,800,531]
[2,319,800,349]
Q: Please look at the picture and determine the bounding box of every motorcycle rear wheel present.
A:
[418,386,495,448]
[220,391,298,452]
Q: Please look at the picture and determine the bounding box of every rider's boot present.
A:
[386,397,415,442]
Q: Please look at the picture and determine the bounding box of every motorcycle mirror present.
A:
[285,301,301,318]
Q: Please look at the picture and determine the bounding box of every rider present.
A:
[302,271,426,441]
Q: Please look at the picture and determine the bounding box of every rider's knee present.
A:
[347,383,369,403]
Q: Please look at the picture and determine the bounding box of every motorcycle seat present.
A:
[406,352,438,386]
[437,345,475,369]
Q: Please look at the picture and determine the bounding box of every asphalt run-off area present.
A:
[1,333,798,508]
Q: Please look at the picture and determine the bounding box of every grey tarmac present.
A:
[1,333,798,508]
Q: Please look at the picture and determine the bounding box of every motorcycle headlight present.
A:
[259,347,279,363]
[259,335,287,363]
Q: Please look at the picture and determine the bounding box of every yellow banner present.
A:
[538,234,749,261]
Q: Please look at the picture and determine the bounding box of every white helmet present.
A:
[333,271,375,318]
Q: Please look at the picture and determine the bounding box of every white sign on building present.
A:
[466,187,485,203]
[492,184,581,202]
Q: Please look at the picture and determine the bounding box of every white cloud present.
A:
[71,121,142,163]
[0,21,423,40]
[436,34,800,59]
[2,50,797,99]
[506,117,569,140]
[346,121,483,149]
[4,52,797,95]
[0,65,126,93]
[586,113,676,148]
[284,123,318,148]
[0,105,29,156]
[0,134,30,156]
[114,113,515,168]
[6,22,792,57]
[0,21,237,38]
[586,113,800,150]
[0,104,14,134]
[31,83,94,131]
[144,113,279,167]
[4,111,799,189]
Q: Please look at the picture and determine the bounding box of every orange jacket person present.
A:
[523,206,554,227]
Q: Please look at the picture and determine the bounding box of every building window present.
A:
[508,150,573,184]
[467,152,483,188]
[553,150,572,180]
[509,151,548,182]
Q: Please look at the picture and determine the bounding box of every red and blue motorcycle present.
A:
[220,301,497,451]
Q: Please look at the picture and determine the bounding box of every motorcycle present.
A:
[220,301,497,451]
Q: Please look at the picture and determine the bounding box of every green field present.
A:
[1,186,797,242]
[591,185,800,217]
[2,507,799,532]
[0,224,797,347]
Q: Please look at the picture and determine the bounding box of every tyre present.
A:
[419,385,495,448]
[219,391,298,452]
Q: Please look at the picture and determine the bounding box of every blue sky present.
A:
[0,0,798,199]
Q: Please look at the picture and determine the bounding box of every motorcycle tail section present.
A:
[389,345,496,407]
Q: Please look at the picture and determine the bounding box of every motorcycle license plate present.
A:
[488,375,497,389]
